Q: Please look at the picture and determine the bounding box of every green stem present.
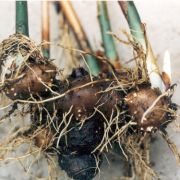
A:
[97,1,120,69]
[119,1,146,49]
[119,1,165,91]
[16,1,29,36]
[85,55,100,76]
[42,49,50,59]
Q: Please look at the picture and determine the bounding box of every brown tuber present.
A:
[125,86,171,132]
[34,68,128,154]
[25,68,177,180]
[55,68,125,121]
[0,34,57,100]
[4,62,56,100]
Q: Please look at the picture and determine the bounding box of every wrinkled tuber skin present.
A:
[58,153,102,180]
[125,85,176,132]
[4,62,56,100]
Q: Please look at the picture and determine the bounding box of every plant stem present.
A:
[16,1,29,36]
[119,1,165,91]
[119,1,145,48]
[42,1,50,58]
[60,1,101,76]
[97,1,121,70]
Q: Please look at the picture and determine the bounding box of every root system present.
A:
[0,32,178,180]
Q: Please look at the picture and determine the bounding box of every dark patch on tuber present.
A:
[57,116,104,154]
[58,153,102,180]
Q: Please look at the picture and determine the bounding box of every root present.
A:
[160,130,180,165]
[120,133,157,179]
[141,91,169,124]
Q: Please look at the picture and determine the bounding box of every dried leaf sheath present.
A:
[42,1,50,58]
[60,1,101,76]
